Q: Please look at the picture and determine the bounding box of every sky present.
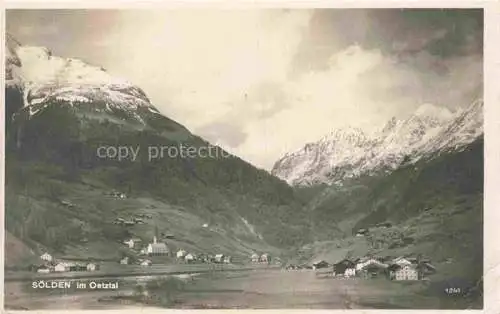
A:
[6,9,483,170]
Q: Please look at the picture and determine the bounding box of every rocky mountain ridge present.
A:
[272,99,483,186]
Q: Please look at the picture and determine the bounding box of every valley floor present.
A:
[173,269,476,309]
[4,268,479,310]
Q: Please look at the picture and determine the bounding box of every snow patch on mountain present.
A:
[272,100,483,186]
[13,46,129,87]
[240,217,263,240]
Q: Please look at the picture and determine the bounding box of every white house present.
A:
[37,267,51,273]
[185,253,195,263]
[86,263,99,271]
[176,249,187,259]
[61,200,75,207]
[251,253,260,263]
[120,257,129,265]
[124,239,134,249]
[260,253,270,263]
[394,265,419,280]
[40,252,53,262]
[344,268,356,277]
[312,260,329,270]
[356,229,368,237]
[214,254,225,263]
[147,236,169,256]
[393,257,414,266]
[356,258,388,271]
[124,238,142,249]
[354,257,370,270]
[224,256,232,264]
[140,259,152,266]
[54,263,68,272]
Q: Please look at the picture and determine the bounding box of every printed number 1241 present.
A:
[445,288,461,294]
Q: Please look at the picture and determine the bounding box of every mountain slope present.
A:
[4,36,312,265]
[286,137,483,308]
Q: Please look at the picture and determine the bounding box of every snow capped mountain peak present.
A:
[272,126,377,186]
[381,117,397,133]
[315,126,369,148]
[420,98,483,154]
[272,99,483,186]
[326,126,366,140]
[382,103,454,136]
[6,33,22,54]
[6,35,159,123]
[13,45,131,88]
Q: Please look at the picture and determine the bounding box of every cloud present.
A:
[224,46,401,168]
[17,24,59,37]
[89,10,481,170]
[392,28,449,53]
[94,10,316,168]
[98,10,311,126]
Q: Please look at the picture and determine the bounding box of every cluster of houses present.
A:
[285,260,332,270]
[119,256,153,266]
[108,190,127,199]
[113,215,151,226]
[123,236,170,255]
[59,199,76,208]
[120,235,232,265]
[316,255,436,281]
[35,252,100,273]
[355,222,393,237]
[250,253,271,264]
[175,250,232,264]
[356,229,369,237]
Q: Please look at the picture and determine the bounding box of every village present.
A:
[33,252,100,274]
[32,234,275,274]
[33,230,436,283]
[284,225,437,282]
[284,254,437,281]
[36,191,436,283]
[28,190,277,275]
[12,190,457,311]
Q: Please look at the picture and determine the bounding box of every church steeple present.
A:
[154,225,159,243]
